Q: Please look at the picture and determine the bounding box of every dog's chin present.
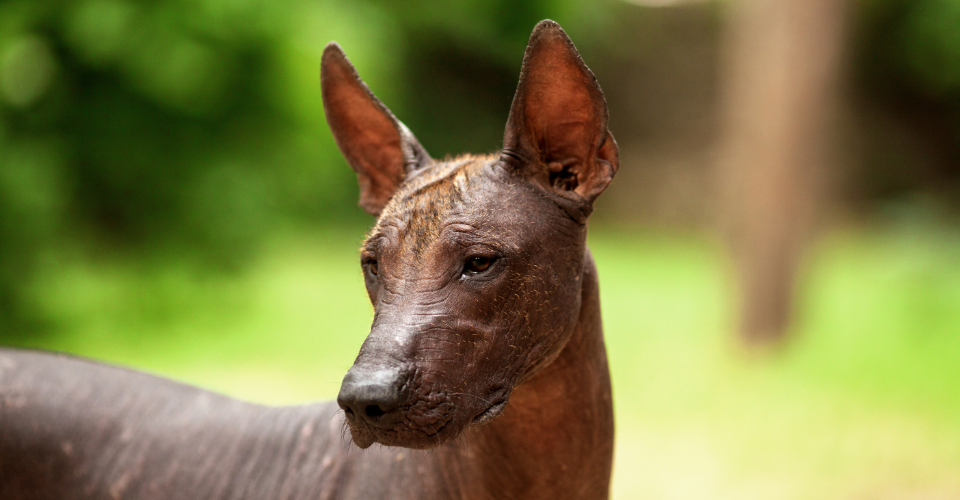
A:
[345,395,511,450]
[346,417,465,450]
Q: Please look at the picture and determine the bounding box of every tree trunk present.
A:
[716,0,846,344]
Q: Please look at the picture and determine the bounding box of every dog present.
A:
[0,20,618,500]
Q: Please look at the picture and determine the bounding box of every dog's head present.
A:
[321,20,617,449]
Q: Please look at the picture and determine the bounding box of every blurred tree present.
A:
[716,0,847,344]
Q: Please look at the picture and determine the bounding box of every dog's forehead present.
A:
[366,154,510,250]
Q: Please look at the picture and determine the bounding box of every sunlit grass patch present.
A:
[594,225,960,499]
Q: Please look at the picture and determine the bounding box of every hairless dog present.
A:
[0,20,618,500]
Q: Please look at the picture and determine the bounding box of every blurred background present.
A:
[1,0,959,497]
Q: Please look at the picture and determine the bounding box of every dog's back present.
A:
[0,349,342,499]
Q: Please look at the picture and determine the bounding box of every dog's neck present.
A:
[439,249,614,500]
[249,250,613,500]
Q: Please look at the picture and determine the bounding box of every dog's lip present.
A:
[471,399,508,425]
[347,412,457,450]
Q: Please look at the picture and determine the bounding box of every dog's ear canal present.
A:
[321,43,431,216]
[501,20,619,204]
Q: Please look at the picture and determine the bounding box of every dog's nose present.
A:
[337,367,404,425]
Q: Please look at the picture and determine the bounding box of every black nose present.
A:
[337,367,404,425]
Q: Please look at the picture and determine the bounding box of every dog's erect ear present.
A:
[502,20,618,204]
[321,43,431,216]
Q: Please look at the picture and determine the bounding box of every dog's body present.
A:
[0,21,618,500]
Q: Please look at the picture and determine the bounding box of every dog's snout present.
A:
[337,367,405,425]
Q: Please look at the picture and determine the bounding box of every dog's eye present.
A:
[464,256,494,274]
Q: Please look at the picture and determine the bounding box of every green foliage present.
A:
[0,0,622,334]
[858,0,960,137]
[0,0,377,331]
[831,0,960,210]
[1,0,956,334]
[860,0,960,99]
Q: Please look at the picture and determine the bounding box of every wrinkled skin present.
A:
[339,157,592,450]
[0,20,618,500]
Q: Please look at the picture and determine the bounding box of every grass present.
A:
[6,223,960,499]
[594,226,960,499]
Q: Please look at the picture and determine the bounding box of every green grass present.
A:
[592,226,960,499]
[6,224,960,499]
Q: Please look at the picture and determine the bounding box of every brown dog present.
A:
[0,20,617,499]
